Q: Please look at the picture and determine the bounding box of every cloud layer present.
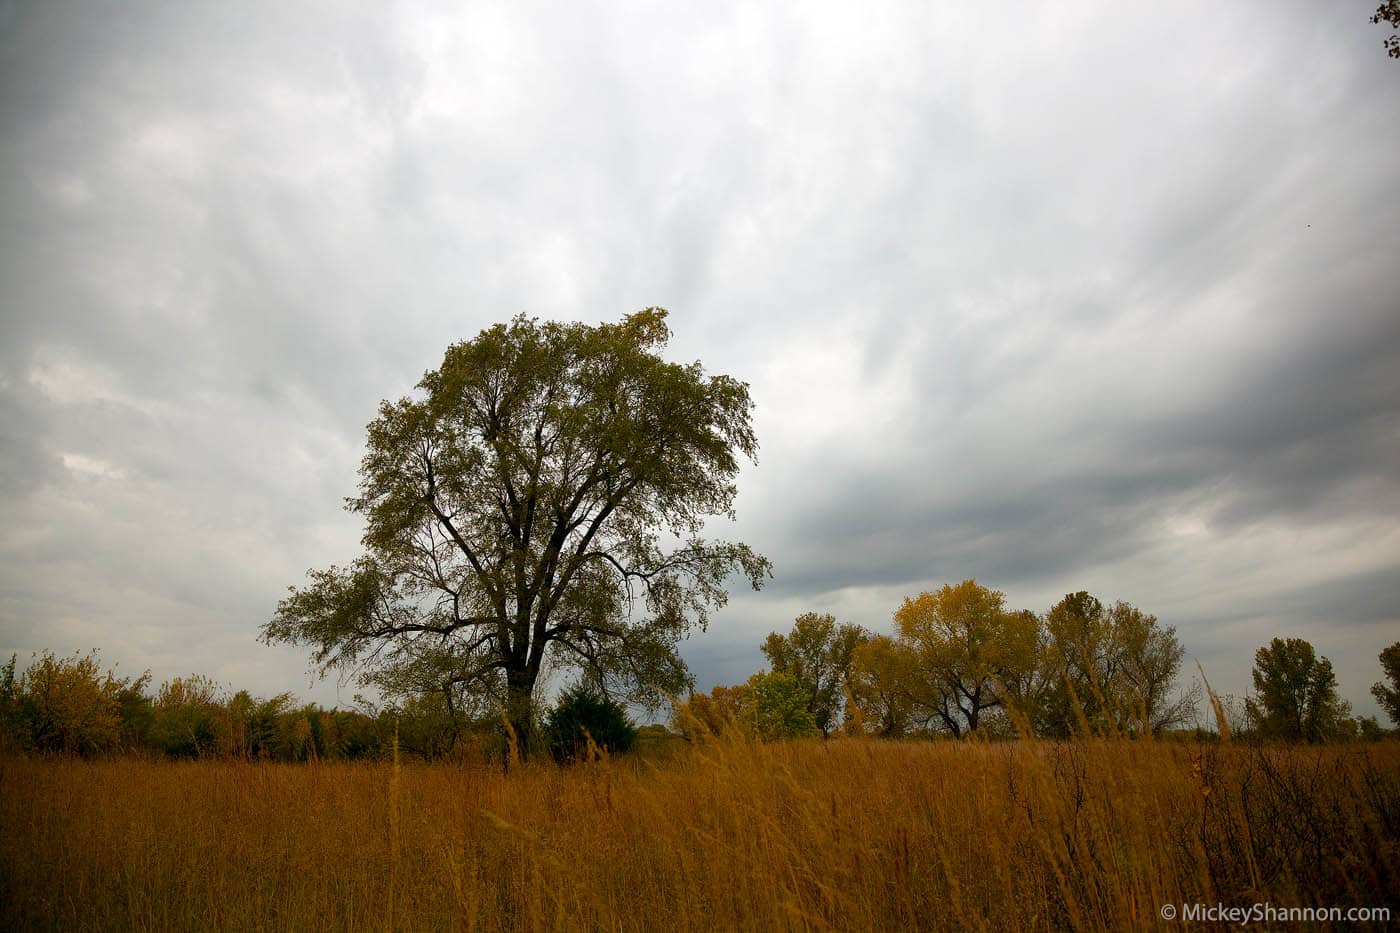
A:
[2,0,1397,715]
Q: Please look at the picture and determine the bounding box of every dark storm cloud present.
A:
[768,472,1170,596]
[1268,567,1400,629]
[1,0,1397,714]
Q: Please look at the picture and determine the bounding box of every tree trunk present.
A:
[504,670,536,762]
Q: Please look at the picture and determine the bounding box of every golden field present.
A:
[3,738,1397,931]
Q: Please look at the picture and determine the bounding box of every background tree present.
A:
[0,655,17,753]
[150,675,223,758]
[745,671,819,740]
[760,613,867,736]
[1356,715,1387,741]
[1371,642,1400,727]
[1040,593,1192,737]
[263,310,770,753]
[892,580,1039,737]
[1108,601,1198,735]
[376,691,465,761]
[846,635,917,737]
[1041,592,1115,736]
[993,609,1051,732]
[1246,638,1352,742]
[223,690,295,760]
[672,682,754,739]
[11,651,149,756]
[671,674,816,741]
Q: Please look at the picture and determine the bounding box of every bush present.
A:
[544,685,637,763]
[11,651,150,756]
[0,655,20,753]
[746,671,819,740]
[149,675,223,758]
[671,674,820,742]
[377,691,466,761]
[672,683,754,740]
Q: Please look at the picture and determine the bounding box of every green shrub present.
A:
[12,651,149,756]
[0,655,19,753]
[544,685,638,763]
[149,675,222,758]
[746,670,819,740]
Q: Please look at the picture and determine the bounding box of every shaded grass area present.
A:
[3,739,1398,930]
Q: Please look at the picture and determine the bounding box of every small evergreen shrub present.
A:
[544,685,637,763]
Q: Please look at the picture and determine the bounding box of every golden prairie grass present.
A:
[2,738,1397,931]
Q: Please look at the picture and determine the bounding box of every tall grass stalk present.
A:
[2,738,1396,930]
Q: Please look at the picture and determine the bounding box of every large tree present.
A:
[1040,593,1194,738]
[892,580,1039,737]
[846,635,918,738]
[760,613,867,736]
[1371,642,1400,727]
[1246,637,1352,742]
[1040,592,1115,736]
[262,310,770,749]
[1107,601,1197,736]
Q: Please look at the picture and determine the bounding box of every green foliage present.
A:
[223,690,291,758]
[761,613,867,736]
[672,683,755,739]
[745,671,819,740]
[377,691,467,761]
[1040,592,1112,736]
[671,673,817,742]
[847,635,919,737]
[1372,642,1400,727]
[1039,593,1195,738]
[1374,1,1400,59]
[10,651,150,756]
[544,685,638,763]
[0,655,18,753]
[0,652,405,762]
[1355,715,1388,741]
[114,679,154,750]
[332,708,384,759]
[1247,638,1353,742]
[263,310,770,754]
[632,723,684,760]
[150,675,223,757]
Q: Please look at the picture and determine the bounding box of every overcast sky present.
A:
[2,0,1397,719]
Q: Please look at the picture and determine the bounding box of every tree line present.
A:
[0,649,665,762]
[247,311,1400,761]
[3,613,1395,761]
[675,580,1400,745]
[12,313,1392,762]
[0,652,385,760]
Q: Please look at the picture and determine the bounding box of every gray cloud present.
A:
[2,0,1398,717]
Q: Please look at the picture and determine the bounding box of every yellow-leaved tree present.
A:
[891,580,1041,737]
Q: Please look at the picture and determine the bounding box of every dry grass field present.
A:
[3,738,1398,931]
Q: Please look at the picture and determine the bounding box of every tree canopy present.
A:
[839,586,1193,740]
[262,310,771,746]
[846,634,918,738]
[1038,592,1194,738]
[760,612,866,736]
[1374,1,1400,59]
[1374,642,1400,727]
[1247,638,1352,742]
[892,580,1038,737]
